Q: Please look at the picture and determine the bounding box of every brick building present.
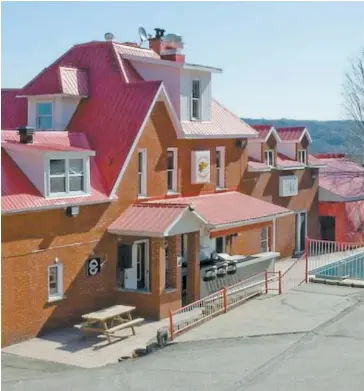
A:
[1,28,322,346]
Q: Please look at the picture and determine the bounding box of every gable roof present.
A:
[249,125,281,143]
[59,67,89,96]
[276,126,312,143]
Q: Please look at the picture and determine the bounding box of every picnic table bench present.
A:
[80,305,144,343]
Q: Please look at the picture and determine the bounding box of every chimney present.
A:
[17,126,35,144]
[160,33,185,63]
[149,28,166,54]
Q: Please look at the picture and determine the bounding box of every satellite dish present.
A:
[104,32,114,42]
[138,27,148,45]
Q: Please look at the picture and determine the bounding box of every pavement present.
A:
[2,283,364,391]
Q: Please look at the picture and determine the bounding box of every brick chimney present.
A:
[149,28,185,63]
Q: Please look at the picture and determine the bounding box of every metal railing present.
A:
[169,271,281,340]
[305,238,364,282]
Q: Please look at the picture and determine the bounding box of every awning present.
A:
[149,191,293,232]
[108,203,206,237]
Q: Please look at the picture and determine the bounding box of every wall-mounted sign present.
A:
[191,150,210,184]
[279,175,298,197]
[86,257,101,276]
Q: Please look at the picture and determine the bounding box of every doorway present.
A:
[295,211,307,254]
[319,216,336,241]
[124,240,149,290]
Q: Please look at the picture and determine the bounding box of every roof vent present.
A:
[104,32,114,41]
[17,126,35,144]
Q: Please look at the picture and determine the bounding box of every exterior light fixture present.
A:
[65,206,80,217]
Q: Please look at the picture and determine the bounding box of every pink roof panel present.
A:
[59,67,89,96]
[113,43,160,59]
[248,157,271,172]
[150,192,292,226]
[276,153,305,169]
[319,157,364,199]
[181,100,258,138]
[108,204,187,235]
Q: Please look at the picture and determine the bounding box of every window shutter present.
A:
[117,244,133,269]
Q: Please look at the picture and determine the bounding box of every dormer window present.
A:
[191,80,201,120]
[298,149,307,164]
[264,150,275,167]
[36,102,53,130]
[48,157,88,196]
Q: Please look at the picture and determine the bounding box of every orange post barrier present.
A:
[169,310,174,341]
[223,288,227,313]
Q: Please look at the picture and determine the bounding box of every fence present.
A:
[169,271,281,340]
[305,238,364,282]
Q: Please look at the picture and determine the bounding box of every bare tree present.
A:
[342,49,364,163]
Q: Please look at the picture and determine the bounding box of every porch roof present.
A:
[108,203,205,237]
[149,191,293,230]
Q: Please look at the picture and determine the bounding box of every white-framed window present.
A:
[36,102,53,130]
[216,147,225,189]
[167,148,178,193]
[48,263,63,301]
[191,80,201,120]
[264,149,275,167]
[48,157,88,196]
[260,227,270,252]
[298,149,307,164]
[137,149,147,197]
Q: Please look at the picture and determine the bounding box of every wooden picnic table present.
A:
[80,304,144,343]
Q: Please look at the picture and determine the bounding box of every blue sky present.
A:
[2,1,364,120]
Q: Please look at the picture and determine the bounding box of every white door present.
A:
[124,241,149,290]
[124,244,138,290]
[295,211,307,254]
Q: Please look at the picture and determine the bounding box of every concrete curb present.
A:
[310,277,364,289]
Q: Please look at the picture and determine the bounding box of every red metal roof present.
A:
[276,153,305,169]
[247,157,271,172]
[149,192,292,227]
[1,89,27,130]
[59,67,89,96]
[251,125,272,141]
[276,127,307,142]
[181,100,257,138]
[108,204,188,235]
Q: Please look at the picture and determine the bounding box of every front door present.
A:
[295,212,307,254]
[319,216,336,241]
[124,240,149,290]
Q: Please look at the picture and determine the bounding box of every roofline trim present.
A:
[1,198,113,216]
[181,133,258,140]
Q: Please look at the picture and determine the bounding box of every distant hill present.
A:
[242,118,354,154]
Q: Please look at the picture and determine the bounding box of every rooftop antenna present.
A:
[138,27,148,46]
[104,32,114,42]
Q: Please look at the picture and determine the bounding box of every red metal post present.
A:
[169,310,174,341]
[264,270,268,294]
[305,237,309,283]
[223,288,227,313]
[278,271,282,295]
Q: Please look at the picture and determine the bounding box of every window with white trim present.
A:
[216,147,225,188]
[298,149,307,164]
[260,227,269,252]
[48,158,87,196]
[137,149,147,197]
[167,148,178,193]
[36,102,53,130]
[48,263,63,301]
[191,80,201,120]
[264,150,275,167]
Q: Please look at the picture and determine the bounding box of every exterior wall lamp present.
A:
[65,206,80,217]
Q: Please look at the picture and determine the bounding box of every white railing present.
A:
[169,271,281,340]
